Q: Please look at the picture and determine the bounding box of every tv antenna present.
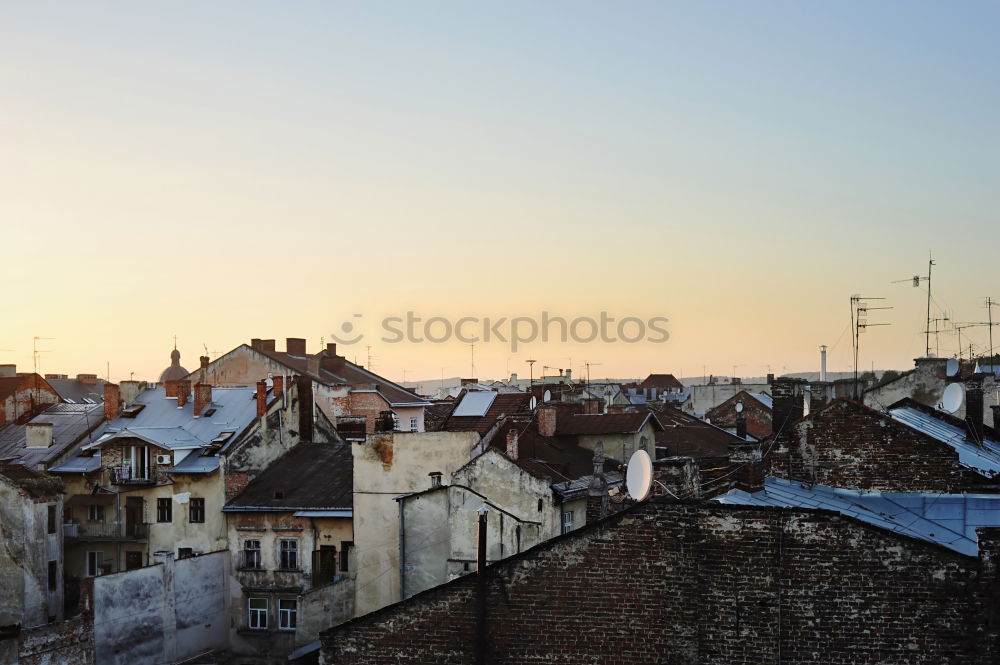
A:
[525,359,537,386]
[583,361,602,386]
[986,297,998,361]
[892,253,935,356]
[929,315,950,358]
[850,296,891,398]
[366,345,376,371]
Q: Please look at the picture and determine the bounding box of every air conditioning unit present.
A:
[156,454,172,465]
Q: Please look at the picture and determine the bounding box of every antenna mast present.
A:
[925,254,935,357]
[850,295,892,398]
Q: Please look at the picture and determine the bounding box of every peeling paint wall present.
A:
[92,550,228,665]
[352,431,479,616]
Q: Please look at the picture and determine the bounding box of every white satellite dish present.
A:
[529,396,538,409]
[735,402,744,413]
[543,389,551,402]
[941,383,964,414]
[946,358,959,377]
[626,449,653,502]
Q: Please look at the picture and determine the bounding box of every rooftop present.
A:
[887,400,1000,477]
[225,442,352,511]
[0,402,105,469]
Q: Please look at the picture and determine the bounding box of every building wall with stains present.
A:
[321,501,1000,665]
[351,431,479,616]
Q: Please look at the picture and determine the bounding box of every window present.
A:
[537,498,544,512]
[157,498,172,523]
[409,417,418,431]
[562,510,574,534]
[124,445,150,479]
[639,436,649,454]
[47,505,56,534]
[48,561,57,591]
[87,551,103,577]
[88,504,105,522]
[189,498,205,523]
[279,539,298,570]
[178,547,193,559]
[340,541,353,572]
[243,540,262,569]
[278,599,297,631]
[248,597,268,630]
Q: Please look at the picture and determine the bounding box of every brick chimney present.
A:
[250,338,262,350]
[104,383,120,422]
[26,422,54,448]
[273,375,284,398]
[286,338,307,356]
[77,373,98,385]
[770,378,805,436]
[991,404,1000,431]
[165,380,180,398]
[194,383,212,417]
[966,379,985,445]
[177,380,191,408]
[200,356,209,370]
[461,378,478,386]
[256,380,268,418]
[327,343,339,357]
[538,406,557,437]
[735,412,747,439]
[506,429,519,460]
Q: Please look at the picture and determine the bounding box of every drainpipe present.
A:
[398,497,406,601]
[476,506,489,665]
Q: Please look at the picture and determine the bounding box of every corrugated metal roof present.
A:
[749,392,773,409]
[49,451,101,473]
[714,477,1000,556]
[167,452,221,474]
[888,405,1000,476]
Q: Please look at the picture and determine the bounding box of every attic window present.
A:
[274,490,285,500]
[211,431,234,444]
[121,404,146,418]
[203,408,217,418]
[200,444,223,457]
[65,398,76,404]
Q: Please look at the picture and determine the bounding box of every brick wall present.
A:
[768,399,989,492]
[321,500,997,664]
[348,391,391,432]
[18,616,95,665]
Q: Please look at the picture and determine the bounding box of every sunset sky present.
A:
[2,2,997,385]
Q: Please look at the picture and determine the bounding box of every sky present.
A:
[1,1,997,385]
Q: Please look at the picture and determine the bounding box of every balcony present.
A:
[110,466,153,486]
[64,521,148,541]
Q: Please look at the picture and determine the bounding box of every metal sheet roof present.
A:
[888,405,1000,476]
[292,510,352,518]
[167,452,221,474]
[49,451,101,473]
[714,477,1000,556]
[749,392,773,409]
[0,403,104,468]
[452,391,499,417]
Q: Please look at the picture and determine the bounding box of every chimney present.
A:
[273,375,284,398]
[735,411,747,439]
[26,422,54,448]
[76,373,98,385]
[966,379,985,445]
[770,378,804,435]
[506,429,519,460]
[165,380,179,398]
[991,404,1000,431]
[120,380,142,406]
[194,383,212,417]
[820,345,828,382]
[200,356,209,370]
[731,377,740,385]
[461,378,478,386]
[538,406,557,437]
[296,375,313,442]
[261,339,276,352]
[326,343,338,357]
[177,380,191,408]
[104,383,120,422]
[256,380,268,418]
[286,338,307,356]
[0,364,15,378]
[767,373,775,384]
[307,354,320,378]
[564,369,572,383]
[429,471,442,489]
[250,338,262,350]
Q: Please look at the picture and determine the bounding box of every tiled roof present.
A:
[555,412,662,436]
[225,443,352,510]
[715,476,1000,556]
[45,378,107,404]
[441,392,534,436]
[650,403,741,458]
[490,418,617,483]
[639,374,684,391]
[0,403,105,468]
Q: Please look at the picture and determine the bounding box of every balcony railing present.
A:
[65,521,148,540]
[110,466,153,485]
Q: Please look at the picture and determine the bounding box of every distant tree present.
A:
[879,370,901,385]
[858,371,877,384]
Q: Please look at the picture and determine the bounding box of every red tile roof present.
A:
[555,411,662,436]
[639,374,684,391]
[439,392,534,436]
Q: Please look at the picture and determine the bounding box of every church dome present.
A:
[159,347,190,383]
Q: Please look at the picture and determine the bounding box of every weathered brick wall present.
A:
[347,391,391,432]
[18,616,95,665]
[705,397,772,439]
[321,500,994,664]
[768,399,984,492]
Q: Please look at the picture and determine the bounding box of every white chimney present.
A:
[820,345,828,382]
[26,423,54,448]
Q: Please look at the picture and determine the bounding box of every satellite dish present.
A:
[529,396,538,409]
[946,358,959,377]
[626,449,653,502]
[735,402,744,413]
[941,383,964,414]
[543,390,551,402]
